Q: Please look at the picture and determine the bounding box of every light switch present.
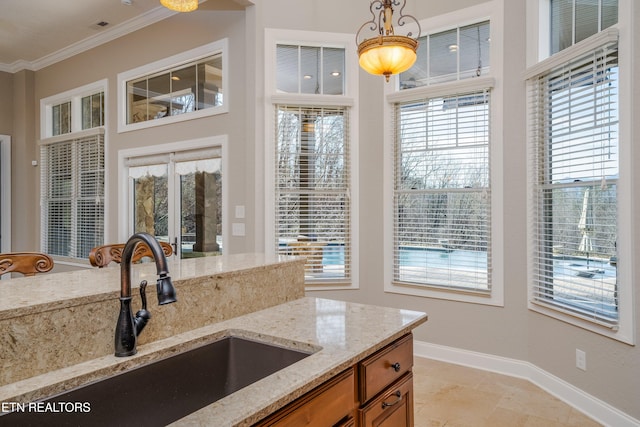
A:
[235,205,245,219]
[232,223,245,236]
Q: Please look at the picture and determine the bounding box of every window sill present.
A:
[528,300,634,345]
[385,281,503,307]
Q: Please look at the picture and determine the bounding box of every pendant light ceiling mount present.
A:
[356,0,421,82]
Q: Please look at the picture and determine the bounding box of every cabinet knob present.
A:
[391,362,401,372]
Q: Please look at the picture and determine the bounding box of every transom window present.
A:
[126,54,223,125]
[550,0,618,55]
[117,39,228,133]
[46,89,104,137]
[276,45,345,95]
[400,21,490,89]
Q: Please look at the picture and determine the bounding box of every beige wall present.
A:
[0,72,13,135]
[9,70,37,252]
[2,0,639,420]
[31,9,252,255]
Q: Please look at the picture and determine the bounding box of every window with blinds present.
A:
[393,90,491,292]
[41,131,105,259]
[275,105,351,282]
[528,40,619,326]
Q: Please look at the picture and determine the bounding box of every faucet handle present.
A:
[134,280,151,336]
[139,280,148,311]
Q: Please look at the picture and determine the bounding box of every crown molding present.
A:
[0,6,175,74]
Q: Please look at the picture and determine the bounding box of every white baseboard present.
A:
[414,340,640,427]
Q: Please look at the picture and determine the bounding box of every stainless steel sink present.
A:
[1,335,313,426]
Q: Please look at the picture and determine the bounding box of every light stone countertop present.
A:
[0,297,428,426]
[0,253,301,321]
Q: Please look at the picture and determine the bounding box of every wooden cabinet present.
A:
[254,367,356,427]
[254,333,414,427]
[358,333,413,403]
[358,373,413,427]
[357,333,414,427]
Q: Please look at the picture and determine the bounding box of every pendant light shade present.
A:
[160,0,198,12]
[356,0,421,82]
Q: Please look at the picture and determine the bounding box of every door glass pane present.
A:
[177,160,222,258]
[132,166,169,243]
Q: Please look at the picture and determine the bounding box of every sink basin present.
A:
[1,335,313,426]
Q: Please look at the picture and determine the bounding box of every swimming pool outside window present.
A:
[392,90,491,293]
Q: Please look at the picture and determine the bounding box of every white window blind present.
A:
[393,90,491,293]
[528,41,619,326]
[275,105,351,282]
[41,131,105,259]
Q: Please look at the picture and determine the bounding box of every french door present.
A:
[126,147,222,259]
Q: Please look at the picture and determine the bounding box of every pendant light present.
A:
[356,0,421,82]
[161,0,198,12]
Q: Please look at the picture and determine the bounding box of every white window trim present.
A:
[117,135,229,247]
[116,39,229,134]
[525,0,634,344]
[0,135,11,255]
[40,79,108,140]
[383,2,505,306]
[264,28,359,291]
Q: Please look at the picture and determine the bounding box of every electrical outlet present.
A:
[576,349,587,371]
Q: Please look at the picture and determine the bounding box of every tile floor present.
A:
[413,357,602,427]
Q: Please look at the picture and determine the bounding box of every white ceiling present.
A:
[0,0,251,73]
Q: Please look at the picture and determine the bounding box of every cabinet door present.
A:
[359,373,413,427]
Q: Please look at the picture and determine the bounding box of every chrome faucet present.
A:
[114,233,177,357]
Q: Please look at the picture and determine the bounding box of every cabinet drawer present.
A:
[359,372,413,427]
[358,333,413,403]
[255,367,356,427]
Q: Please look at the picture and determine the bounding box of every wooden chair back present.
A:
[89,242,173,268]
[0,252,55,277]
